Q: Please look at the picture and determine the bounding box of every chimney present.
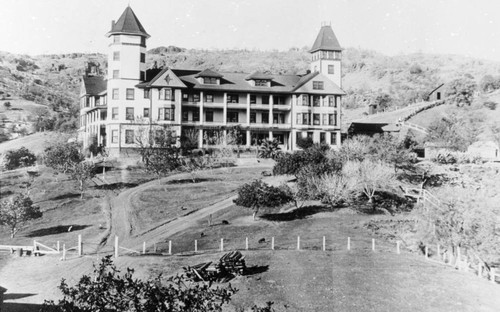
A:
[111,20,115,30]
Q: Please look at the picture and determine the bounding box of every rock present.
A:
[258,238,266,243]
[221,220,229,225]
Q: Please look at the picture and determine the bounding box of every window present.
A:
[328,114,334,126]
[141,37,146,46]
[328,65,334,74]
[313,95,321,107]
[262,95,269,105]
[255,79,268,87]
[205,110,214,122]
[159,108,175,121]
[203,77,218,84]
[322,114,328,125]
[313,81,324,90]
[165,89,174,101]
[140,53,145,63]
[111,130,118,143]
[140,71,145,81]
[250,112,256,123]
[193,110,200,122]
[296,113,302,125]
[112,107,118,120]
[126,88,134,100]
[274,134,284,144]
[227,112,239,123]
[302,113,310,125]
[307,132,313,139]
[126,108,134,120]
[182,111,189,122]
[313,114,320,125]
[112,88,119,100]
[296,132,303,143]
[320,132,326,143]
[143,108,150,118]
[227,94,239,103]
[113,70,119,79]
[250,95,256,104]
[144,89,150,99]
[328,96,335,107]
[262,112,269,123]
[113,35,120,43]
[334,112,338,126]
[331,132,337,145]
[193,93,200,102]
[205,94,214,102]
[299,94,309,106]
[113,51,120,61]
[125,130,134,144]
[273,113,285,124]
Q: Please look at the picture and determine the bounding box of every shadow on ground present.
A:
[48,193,81,201]
[244,265,269,276]
[260,205,332,222]
[165,178,220,185]
[26,225,91,237]
[3,302,43,312]
[94,182,139,190]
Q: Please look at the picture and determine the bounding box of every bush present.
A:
[4,147,37,170]
[483,101,497,110]
[296,136,314,150]
[259,138,282,159]
[3,101,11,109]
[409,63,423,74]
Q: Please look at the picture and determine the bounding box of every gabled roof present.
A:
[82,76,107,96]
[194,69,223,78]
[106,6,150,38]
[136,68,188,88]
[309,25,342,53]
[245,71,273,81]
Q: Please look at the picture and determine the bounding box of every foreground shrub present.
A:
[4,147,37,170]
[259,138,282,159]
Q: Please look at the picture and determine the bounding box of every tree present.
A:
[181,155,215,183]
[369,133,415,173]
[4,147,37,170]
[296,136,314,150]
[445,76,477,107]
[3,101,11,109]
[259,138,282,159]
[233,180,293,220]
[44,142,84,174]
[0,194,42,238]
[69,161,96,199]
[479,74,500,93]
[226,125,244,158]
[316,173,357,207]
[425,114,478,151]
[41,256,237,312]
[343,160,395,211]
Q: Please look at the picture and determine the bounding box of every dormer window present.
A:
[203,77,218,84]
[313,81,324,90]
[255,79,268,87]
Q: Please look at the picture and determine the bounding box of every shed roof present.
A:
[309,25,342,53]
[194,69,224,78]
[106,6,150,38]
[82,76,107,96]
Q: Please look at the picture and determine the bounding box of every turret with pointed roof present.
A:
[106,6,150,38]
[310,24,343,88]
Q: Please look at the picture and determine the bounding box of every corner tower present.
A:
[310,24,342,88]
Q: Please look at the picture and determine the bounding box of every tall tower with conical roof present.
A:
[310,24,342,88]
[105,6,149,146]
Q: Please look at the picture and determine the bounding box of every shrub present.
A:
[409,63,423,74]
[296,136,314,150]
[3,101,11,109]
[259,138,282,159]
[483,101,497,110]
[4,147,37,170]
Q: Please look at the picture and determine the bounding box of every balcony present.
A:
[227,102,247,109]
[272,104,291,111]
[182,101,200,107]
[249,103,270,110]
[203,101,225,108]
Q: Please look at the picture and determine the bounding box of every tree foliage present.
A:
[69,161,96,199]
[0,194,42,238]
[296,136,314,150]
[445,76,477,107]
[44,142,84,173]
[4,147,37,170]
[233,180,293,220]
[41,256,237,312]
[425,114,478,151]
[259,138,282,159]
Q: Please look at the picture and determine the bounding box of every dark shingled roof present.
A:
[309,25,342,53]
[245,71,273,80]
[82,76,107,95]
[194,69,224,78]
[107,6,150,38]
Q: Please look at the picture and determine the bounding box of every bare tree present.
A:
[0,194,42,238]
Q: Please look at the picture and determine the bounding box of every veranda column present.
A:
[199,91,204,126]
[223,92,228,126]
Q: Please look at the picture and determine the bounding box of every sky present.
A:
[1,0,500,61]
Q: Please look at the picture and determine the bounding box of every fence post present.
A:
[142,242,146,254]
[57,241,60,253]
[154,243,157,253]
[297,236,300,250]
[437,244,440,260]
[425,246,428,259]
[491,268,496,283]
[396,241,400,254]
[62,244,66,261]
[245,237,249,250]
[195,240,198,253]
[114,236,119,258]
[33,240,37,256]
[323,236,326,251]
[220,238,224,252]
[347,237,350,251]
[271,237,274,250]
[372,238,375,251]
[78,234,82,257]
[457,246,461,265]
[168,241,172,255]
